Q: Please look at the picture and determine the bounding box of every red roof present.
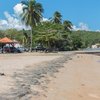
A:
[0,37,13,43]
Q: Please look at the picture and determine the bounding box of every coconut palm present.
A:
[20,0,43,51]
[63,20,73,32]
[52,11,62,24]
[22,29,30,47]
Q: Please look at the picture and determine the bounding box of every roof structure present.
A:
[0,37,13,43]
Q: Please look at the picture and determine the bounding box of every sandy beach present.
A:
[0,52,100,100]
[0,53,61,99]
[45,53,100,100]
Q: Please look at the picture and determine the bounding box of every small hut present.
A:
[0,37,13,53]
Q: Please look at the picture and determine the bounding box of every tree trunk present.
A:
[30,27,33,52]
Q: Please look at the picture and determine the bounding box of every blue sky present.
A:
[0,0,100,31]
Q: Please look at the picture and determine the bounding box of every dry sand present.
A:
[0,52,100,100]
[0,53,60,94]
[45,54,100,100]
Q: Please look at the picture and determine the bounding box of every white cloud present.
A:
[79,23,89,31]
[4,11,17,27]
[96,30,100,32]
[13,3,23,16]
[0,20,8,25]
[42,17,49,22]
[0,20,8,30]
[0,11,30,30]
[0,3,49,30]
[72,22,90,31]
[0,3,31,30]
[0,2,50,30]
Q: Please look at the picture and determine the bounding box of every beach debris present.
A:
[81,83,85,86]
[0,73,5,76]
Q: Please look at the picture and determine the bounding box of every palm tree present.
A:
[22,29,30,47]
[52,11,62,24]
[63,20,73,32]
[20,0,43,51]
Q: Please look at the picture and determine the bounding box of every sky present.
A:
[0,0,100,31]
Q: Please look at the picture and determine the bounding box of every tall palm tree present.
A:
[21,0,43,51]
[52,11,62,24]
[22,29,30,47]
[63,20,73,32]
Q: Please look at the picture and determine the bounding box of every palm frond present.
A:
[21,1,28,6]
[22,6,28,12]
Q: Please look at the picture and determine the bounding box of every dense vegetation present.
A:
[0,27,100,51]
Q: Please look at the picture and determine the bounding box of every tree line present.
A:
[0,28,100,51]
